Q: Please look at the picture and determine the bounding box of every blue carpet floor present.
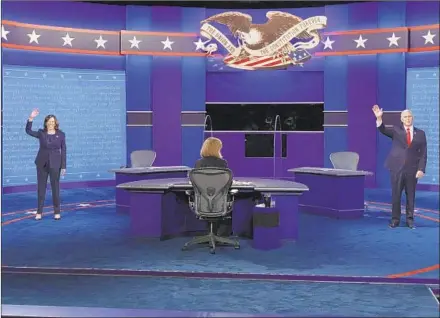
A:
[2,187,439,316]
[2,187,439,279]
[2,273,439,317]
[365,188,439,210]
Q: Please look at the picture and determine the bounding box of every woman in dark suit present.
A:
[195,137,228,169]
[26,108,66,221]
[195,137,232,236]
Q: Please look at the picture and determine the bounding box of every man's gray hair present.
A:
[401,109,413,116]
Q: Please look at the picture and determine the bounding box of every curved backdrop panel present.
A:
[2,66,127,187]
[1,0,439,192]
[406,67,439,186]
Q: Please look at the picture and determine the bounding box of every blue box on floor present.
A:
[252,205,281,250]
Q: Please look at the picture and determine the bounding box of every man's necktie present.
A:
[406,128,411,146]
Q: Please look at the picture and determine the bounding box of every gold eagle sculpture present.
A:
[201,11,314,52]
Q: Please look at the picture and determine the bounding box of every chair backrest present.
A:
[130,150,156,168]
[189,168,233,218]
[330,151,360,171]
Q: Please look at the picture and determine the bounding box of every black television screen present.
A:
[206,103,324,131]
[245,134,287,158]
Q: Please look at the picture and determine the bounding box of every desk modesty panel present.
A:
[117,177,308,240]
[111,166,192,212]
[288,167,372,219]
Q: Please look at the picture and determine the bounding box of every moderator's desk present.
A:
[110,166,191,213]
[117,177,309,241]
[288,167,372,219]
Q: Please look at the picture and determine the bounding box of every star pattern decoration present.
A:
[2,25,10,40]
[0,21,437,57]
[120,32,215,55]
[94,35,107,49]
[194,38,206,51]
[354,35,368,48]
[1,23,121,53]
[27,30,41,44]
[387,33,400,47]
[422,30,436,45]
[316,28,418,56]
[161,37,174,50]
[62,33,75,47]
[129,36,141,49]
[322,36,335,50]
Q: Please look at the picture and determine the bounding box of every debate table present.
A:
[110,166,191,213]
[117,177,309,241]
[288,167,372,219]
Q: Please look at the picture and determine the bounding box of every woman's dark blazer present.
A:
[194,156,228,169]
[25,120,66,170]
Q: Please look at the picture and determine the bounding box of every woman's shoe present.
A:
[35,214,42,220]
[54,214,61,220]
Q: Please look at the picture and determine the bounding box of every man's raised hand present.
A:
[372,105,383,119]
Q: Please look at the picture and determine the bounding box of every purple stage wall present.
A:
[206,132,324,178]
[1,1,439,193]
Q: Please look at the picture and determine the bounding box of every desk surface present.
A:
[288,167,373,177]
[110,166,191,174]
[117,177,309,194]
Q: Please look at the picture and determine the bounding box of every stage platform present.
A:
[2,187,439,317]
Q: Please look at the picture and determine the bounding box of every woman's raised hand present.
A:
[29,108,40,119]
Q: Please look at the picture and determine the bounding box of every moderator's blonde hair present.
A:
[200,137,223,158]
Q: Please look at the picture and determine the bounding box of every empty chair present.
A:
[130,150,156,168]
[330,151,360,171]
[330,151,369,211]
[183,168,240,254]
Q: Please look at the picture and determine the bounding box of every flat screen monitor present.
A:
[206,103,324,132]
[245,133,287,158]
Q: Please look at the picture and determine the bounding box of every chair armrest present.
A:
[226,189,238,212]
[227,189,238,202]
[185,190,195,210]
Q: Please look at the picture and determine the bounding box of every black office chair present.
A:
[183,168,240,254]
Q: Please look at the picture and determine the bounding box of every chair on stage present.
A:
[330,151,360,171]
[130,150,156,168]
[183,168,240,254]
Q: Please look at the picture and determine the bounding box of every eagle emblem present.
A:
[198,11,327,70]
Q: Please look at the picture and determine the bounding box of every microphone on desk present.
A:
[204,114,213,138]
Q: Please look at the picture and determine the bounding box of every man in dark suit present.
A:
[373,105,427,229]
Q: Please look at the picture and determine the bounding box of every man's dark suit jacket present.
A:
[26,120,67,170]
[194,156,228,169]
[378,123,427,173]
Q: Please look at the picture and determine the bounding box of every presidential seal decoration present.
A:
[198,11,327,70]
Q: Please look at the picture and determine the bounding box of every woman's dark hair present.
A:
[44,115,60,131]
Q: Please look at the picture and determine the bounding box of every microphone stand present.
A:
[204,114,213,138]
[273,115,281,179]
